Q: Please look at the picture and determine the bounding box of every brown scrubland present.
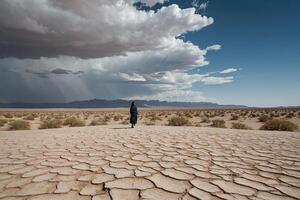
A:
[0,108,299,132]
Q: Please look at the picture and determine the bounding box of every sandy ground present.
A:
[0,125,299,200]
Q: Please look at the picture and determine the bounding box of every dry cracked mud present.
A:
[0,125,299,200]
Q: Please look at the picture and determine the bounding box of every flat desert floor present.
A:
[0,125,299,200]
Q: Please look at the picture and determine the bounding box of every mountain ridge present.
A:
[0,99,247,109]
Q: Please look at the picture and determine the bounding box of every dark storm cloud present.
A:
[25,68,84,78]
[51,68,72,74]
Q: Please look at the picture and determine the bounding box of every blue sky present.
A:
[0,0,299,106]
[184,0,300,106]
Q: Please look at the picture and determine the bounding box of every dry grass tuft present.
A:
[260,119,298,132]
[64,117,85,127]
[201,117,210,123]
[0,119,7,127]
[168,116,191,126]
[4,113,13,119]
[9,120,30,130]
[211,119,226,128]
[231,122,251,130]
[258,114,272,122]
[40,119,63,129]
[230,114,239,120]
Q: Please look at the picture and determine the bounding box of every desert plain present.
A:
[0,108,299,199]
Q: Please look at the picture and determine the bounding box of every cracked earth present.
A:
[0,125,299,200]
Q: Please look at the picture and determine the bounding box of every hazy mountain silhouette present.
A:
[0,99,247,108]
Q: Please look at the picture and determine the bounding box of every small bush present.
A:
[201,117,210,123]
[249,113,257,118]
[113,115,123,121]
[9,120,30,130]
[89,119,107,126]
[39,119,63,129]
[168,116,191,126]
[285,113,295,119]
[64,117,85,127]
[4,113,13,118]
[258,114,271,122]
[147,113,161,121]
[230,114,239,120]
[260,119,298,132]
[0,119,7,127]
[231,122,251,130]
[104,115,111,122]
[184,112,193,118]
[211,119,226,128]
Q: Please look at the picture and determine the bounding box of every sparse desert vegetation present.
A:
[168,116,191,126]
[231,122,251,130]
[39,119,63,129]
[0,107,299,131]
[9,120,30,130]
[64,117,85,127]
[0,119,7,127]
[211,119,226,128]
[260,119,298,132]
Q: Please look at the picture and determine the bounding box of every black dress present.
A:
[130,105,138,125]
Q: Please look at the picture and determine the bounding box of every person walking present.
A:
[130,101,138,128]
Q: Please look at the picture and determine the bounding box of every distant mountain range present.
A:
[0,99,247,109]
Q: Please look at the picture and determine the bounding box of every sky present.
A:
[0,0,299,107]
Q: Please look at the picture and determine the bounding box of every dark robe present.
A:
[130,105,138,124]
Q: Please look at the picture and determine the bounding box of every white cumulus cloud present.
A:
[201,76,233,85]
[219,68,238,74]
[0,0,238,103]
[0,0,213,58]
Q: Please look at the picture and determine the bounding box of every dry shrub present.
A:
[0,119,7,127]
[194,112,201,117]
[40,119,63,129]
[211,119,226,128]
[113,115,123,121]
[184,112,193,118]
[64,117,85,127]
[280,112,287,116]
[258,114,271,122]
[260,119,298,132]
[201,117,210,123]
[168,116,191,126]
[9,120,30,130]
[231,122,251,130]
[4,113,13,119]
[285,112,295,119]
[90,119,107,126]
[249,113,257,118]
[104,115,111,122]
[55,115,64,120]
[147,113,162,121]
[158,112,164,117]
[230,114,239,120]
